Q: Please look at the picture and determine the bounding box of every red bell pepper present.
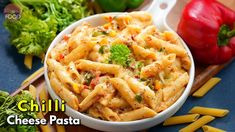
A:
[177,0,235,64]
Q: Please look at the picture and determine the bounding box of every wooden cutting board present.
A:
[11,0,235,131]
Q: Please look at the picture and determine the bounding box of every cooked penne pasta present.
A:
[76,59,121,75]
[110,78,142,109]
[47,12,191,121]
[188,106,229,117]
[49,73,79,110]
[96,104,121,121]
[202,125,226,132]
[145,35,187,57]
[193,77,221,97]
[179,116,215,132]
[131,44,157,60]
[108,97,129,108]
[140,61,163,78]
[163,114,200,126]
[63,40,94,64]
[47,59,81,94]
[79,83,105,111]
[125,76,157,109]
[163,72,189,101]
[120,107,157,121]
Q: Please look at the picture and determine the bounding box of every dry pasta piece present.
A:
[76,59,121,75]
[24,55,33,69]
[163,114,200,126]
[109,78,142,109]
[55,124,66,132]
[21,67,44,86]
[145,35,187,57]
[179,116,215,132]
[120,107,157,121]
[188,106,229,117]
[39,83,49,115]
[37,111,53,132]
[202,125,226,132]
[193,77,221,97]
[29,85,37,100]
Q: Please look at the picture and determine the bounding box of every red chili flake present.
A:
[63,34,70,41]
[56,53,64,61]
[83,85,89,89]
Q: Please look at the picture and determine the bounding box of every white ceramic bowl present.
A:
[44,0,195,131]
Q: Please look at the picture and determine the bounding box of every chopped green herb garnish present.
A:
[92,31,108,37]
[84,72,94,85]
[99,46,105,54]
[135,94,142,103]
[140,78,147,81]
[136,61,144,69]
[159,47,164,52]
[109,44,131,67]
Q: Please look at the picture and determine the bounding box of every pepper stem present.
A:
[227,29,235,38]
[218,24,235,46]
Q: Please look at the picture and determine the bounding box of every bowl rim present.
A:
[44,12,195,125]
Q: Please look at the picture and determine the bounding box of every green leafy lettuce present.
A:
[4,0,92,56]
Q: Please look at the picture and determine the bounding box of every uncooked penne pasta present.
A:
[110,78,142,109]
[163,114,200,126]
[55,124,66,132]
[24,55,33,69]
[39,83,49,115]
[179,116,215,132]
[79,83,105,111]
[188,106,229,117]
[145,35,187,57]
[192,77,221,97]
[120,107,157,121]
[37,111,53,132]
[29,85,37,100]
[76,59,121,75]
[21,67,44,86]
[202,125,226,132]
